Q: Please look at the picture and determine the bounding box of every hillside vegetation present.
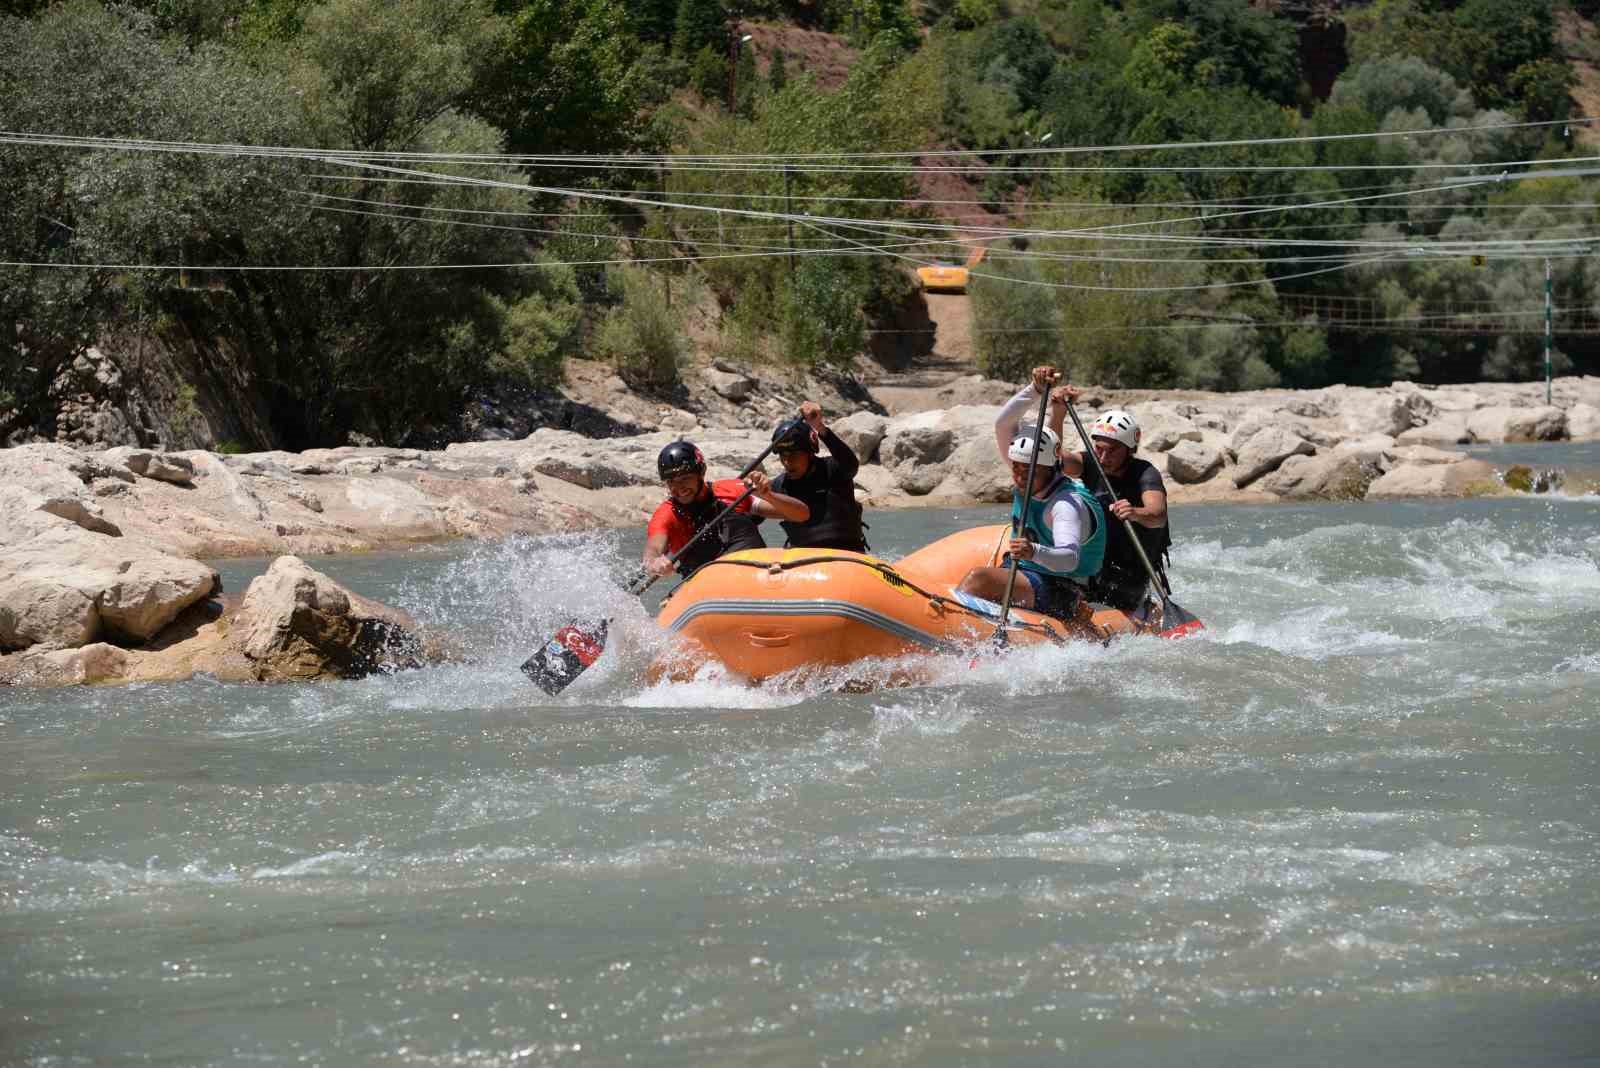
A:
[3,0,1599,449]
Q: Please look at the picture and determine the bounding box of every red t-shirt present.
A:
[646,479,754,556]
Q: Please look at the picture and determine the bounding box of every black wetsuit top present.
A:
[770,427,868,553]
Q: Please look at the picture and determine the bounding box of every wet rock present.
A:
[1366,459,1501,499]
[1501,464,1561,493]
[234,556,426,681]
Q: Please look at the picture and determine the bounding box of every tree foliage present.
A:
[5,0,1600,452]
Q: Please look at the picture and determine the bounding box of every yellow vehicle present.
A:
[916,244,987,293]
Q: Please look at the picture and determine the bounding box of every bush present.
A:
[487,259,582,390]
[595,266,684,389]
[688,42,726,104]
[781,255,869,369]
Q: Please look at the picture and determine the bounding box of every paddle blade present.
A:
[521,619,609,694]
[1154,598,1204,640]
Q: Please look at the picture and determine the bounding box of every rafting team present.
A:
[641,365,1173,623]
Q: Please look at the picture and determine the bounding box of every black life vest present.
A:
[773,457,867,553]
[671,489,766,577]
[1094,457,1172,579]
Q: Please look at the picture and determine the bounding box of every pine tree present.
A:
[768,47,787,92]
[673,0,726,59]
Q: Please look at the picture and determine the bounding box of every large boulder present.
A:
[233,556,426,681]
[830,411,889,463]
[1365,458,1500,499]
[702,367,754,402]
[1259,452,1382,500]
[1568,402,1600,441]
[1231,427,1316,488]
[1165,440,1225,484]
[1389,444,1469,465]
[1395,413,1473,447]
[1465,405,1567,443]
[0,523,218,651]
[1139,410,1204,453]
[880,423,956,468]
[532,455,636,490]
[1337,392,1415,438]
[930,438,1011,502]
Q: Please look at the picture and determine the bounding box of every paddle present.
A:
[520,443,777,694]
[1063,400,1204,639]
[992,385,1054,647]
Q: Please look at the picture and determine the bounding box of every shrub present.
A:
[595,266,684,389]
[780,255,869,369]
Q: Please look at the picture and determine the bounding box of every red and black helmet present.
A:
[657,440,706,480]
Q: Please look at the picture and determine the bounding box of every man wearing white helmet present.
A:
[955,366,1106,621]
[1048,383,1172,612]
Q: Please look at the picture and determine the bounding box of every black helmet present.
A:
[771,418,818,454]
[657,440,706,481]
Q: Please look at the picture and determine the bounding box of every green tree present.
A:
[733,38,758,116]
[596,266,684,389]
[782,256,869,369]
[1453,0,1557,109]
[673,0,726,58]
[0,1,312,443]
[768,47,787,92]
[841,0,919,51]
[1507,58,1575,123]
[1329,56,1471,127]
[476,0,656,165]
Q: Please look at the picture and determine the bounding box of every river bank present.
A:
[3,374,1598,686]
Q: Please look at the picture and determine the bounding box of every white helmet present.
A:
[1007,425,1060,464]
[1090,409,1140,450]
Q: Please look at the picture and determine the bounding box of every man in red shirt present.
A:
[642,440,810,581]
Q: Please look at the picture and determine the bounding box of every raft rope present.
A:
[694,554,1070,644]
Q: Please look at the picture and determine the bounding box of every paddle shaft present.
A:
[629,442,778,596]
[1063,400,1170,604]
[995,386,1054,642]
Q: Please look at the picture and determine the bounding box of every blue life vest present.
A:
[1011,472,1106,579]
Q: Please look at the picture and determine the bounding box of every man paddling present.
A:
[768,401,869,553]
[955,366,1105,621]
[1047,384,1172,612]
[643,440,809,582]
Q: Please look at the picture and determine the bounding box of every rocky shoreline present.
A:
[3,374,1597,687]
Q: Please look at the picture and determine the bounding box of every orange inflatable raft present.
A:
[650,524,1140,684]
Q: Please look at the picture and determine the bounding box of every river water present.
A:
[4,449,1599,1065]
